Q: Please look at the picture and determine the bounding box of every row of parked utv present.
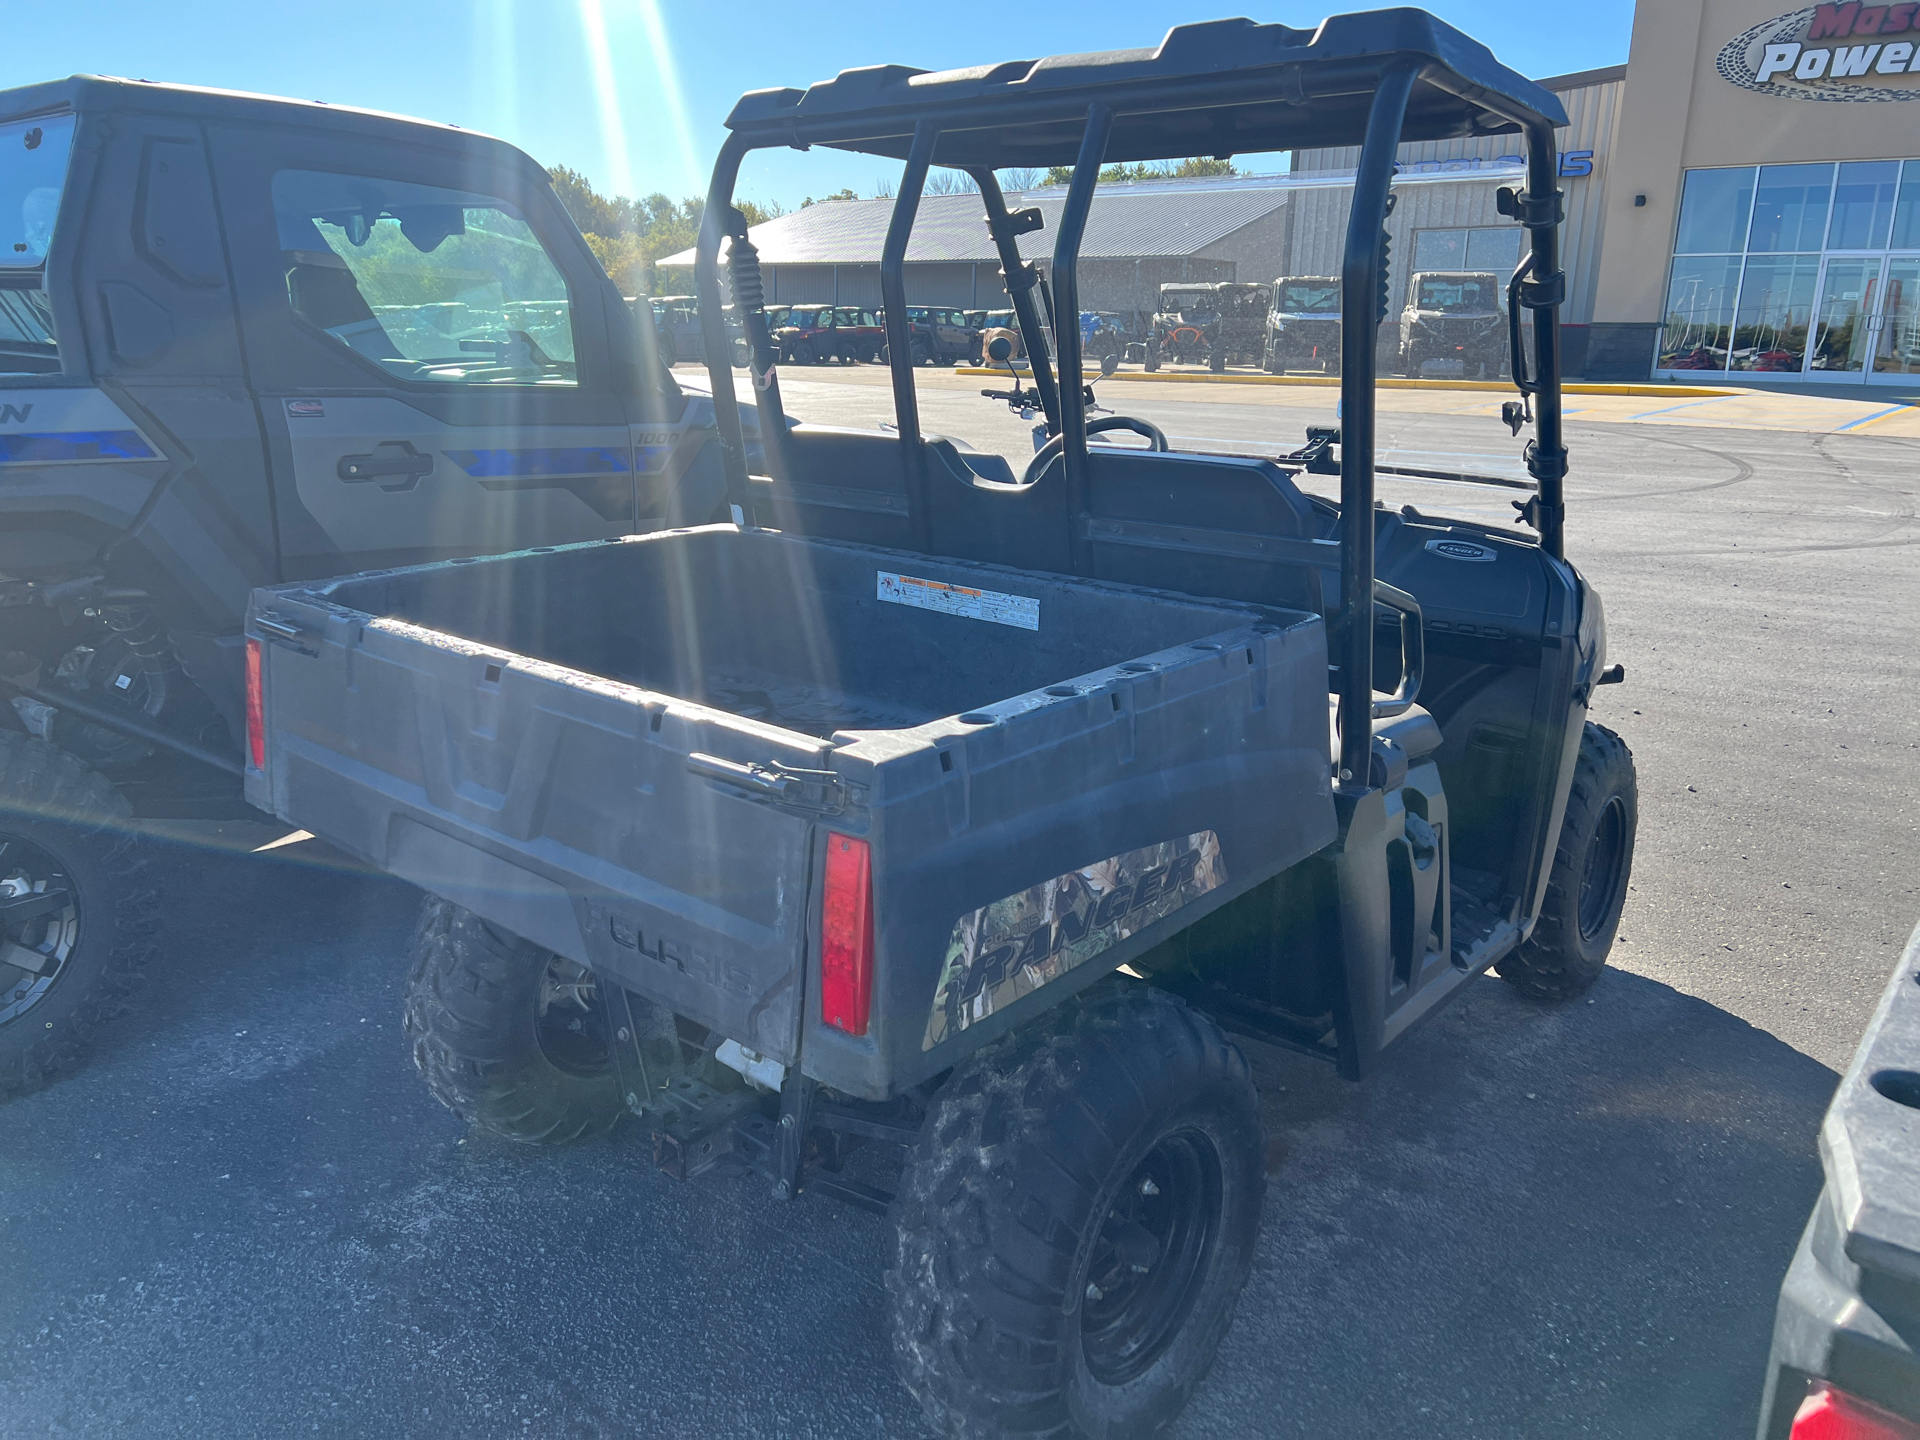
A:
[646,275,1514,381]
[646,296,985,368]
[1132,273,1512,378]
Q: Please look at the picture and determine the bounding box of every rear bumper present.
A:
[1755,921,1920,1437]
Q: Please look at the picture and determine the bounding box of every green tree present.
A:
[1042,157,1238,186]
[544,166,786,296]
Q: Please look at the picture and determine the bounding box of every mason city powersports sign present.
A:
[1719,4,1920,100]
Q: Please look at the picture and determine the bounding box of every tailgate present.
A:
[243,590,827,1065]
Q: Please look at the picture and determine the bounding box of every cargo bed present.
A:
[247,525,1337,1097]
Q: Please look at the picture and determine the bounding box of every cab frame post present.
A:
[1335,62,1419,795]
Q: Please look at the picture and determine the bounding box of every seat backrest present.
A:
[753,426,1333,616]
[1078,448,1332,613]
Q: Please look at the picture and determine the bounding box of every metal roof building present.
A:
[659,178,1297,319]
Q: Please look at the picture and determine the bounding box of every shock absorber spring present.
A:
[102,603,176,673]
[727,231,766,313]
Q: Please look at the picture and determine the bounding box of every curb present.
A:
[949,367,1735,399]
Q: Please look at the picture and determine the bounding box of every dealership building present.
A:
[677,0,1920,384]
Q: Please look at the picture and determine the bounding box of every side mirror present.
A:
[987,334,1014,363]
[1099,352,1119,378]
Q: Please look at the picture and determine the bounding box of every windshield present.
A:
[1277,282,1341,314]
[1160,290,1213,314]
[1415,277,1497,313]
[273,168,577,386]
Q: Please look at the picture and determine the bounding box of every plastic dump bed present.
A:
[248,525,1337,1098]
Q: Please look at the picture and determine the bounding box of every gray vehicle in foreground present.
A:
[1755,919,1920,1440]
[247,13,1634,1437]
[0,76,732,1096]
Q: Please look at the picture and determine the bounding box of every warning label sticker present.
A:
[876,571,1039,631]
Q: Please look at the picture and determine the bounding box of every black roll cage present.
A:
[694,12,1570,797]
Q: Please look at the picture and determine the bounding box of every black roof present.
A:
[0,75,538,175]
[723,9,1568,168]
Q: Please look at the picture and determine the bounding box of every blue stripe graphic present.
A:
[444,447,630,478]
[0,430,157,464]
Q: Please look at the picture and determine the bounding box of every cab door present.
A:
[211,127,635,578]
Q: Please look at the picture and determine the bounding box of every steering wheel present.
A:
[1023,415,1170,484]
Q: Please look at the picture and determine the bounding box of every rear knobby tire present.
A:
[0,731,153,1099]
[1497,721,1637,1001]
[401,896,623,1143]
[889,978,1264,1439]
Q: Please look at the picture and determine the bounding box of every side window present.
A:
[271,168,576,387]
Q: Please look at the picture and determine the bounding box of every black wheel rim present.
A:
[533,955,614,1077]
[1080,1129,1223,1386]
[1577,796,1630,942]
[0,834,81,1029]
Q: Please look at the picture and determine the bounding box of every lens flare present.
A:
[577,0,634,197]
[635,0,704,197]
[482,0,520,144]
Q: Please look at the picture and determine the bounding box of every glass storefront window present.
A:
[1411,226,1522,276]
[1892,161,1920,250]
[1674,167,1756,254]
[1659,255,1742,369]
[1729,255,1819,371]
[1663,158,1919,381]
[1749,165,1833,253]
[1828,161,1900,251]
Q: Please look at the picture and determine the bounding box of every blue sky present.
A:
[10,1,1633,209]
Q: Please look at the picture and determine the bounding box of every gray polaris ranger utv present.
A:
[1400,268,1508,378]
[0,77,731,1096]
[246,12,1636,1436]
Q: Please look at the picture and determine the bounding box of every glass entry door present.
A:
[1808,257,1881,379]
[1808,255,1920,383]
[1870,257,1919,381]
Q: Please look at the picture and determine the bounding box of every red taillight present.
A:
[1793,1382,1920,1440]
[820,832,873,1036]
[244,636,265,771]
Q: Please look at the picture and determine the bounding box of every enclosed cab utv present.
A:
[1400,268,1507,377]
[879,305,978,365]
[1145,280,1271,372]
[646,295,701,363]
[247,12,1635,1438]
[773,303,878,364]
[0,76,732,1096]
[1265,274,1344,373]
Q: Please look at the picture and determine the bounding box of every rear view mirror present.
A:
[987,335,1014,363]
[395,204,467,254]
[1099,352,1119,378]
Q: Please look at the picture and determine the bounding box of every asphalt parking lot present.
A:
[3,368,1916,1439]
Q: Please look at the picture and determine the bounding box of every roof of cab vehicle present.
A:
[0,75,539,171]
[722,8,1566,168]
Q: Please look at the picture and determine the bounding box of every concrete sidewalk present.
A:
[754,363,1920,439]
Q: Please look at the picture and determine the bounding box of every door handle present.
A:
[337,441,434,491]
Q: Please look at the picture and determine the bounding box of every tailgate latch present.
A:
[687,752,851,814]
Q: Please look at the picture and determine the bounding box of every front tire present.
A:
[0,732,153,1099]
[1497,722,1637,1001]
[889,979,1263,1439]
[402,897,623,1143]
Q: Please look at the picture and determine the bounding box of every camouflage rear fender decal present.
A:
[922,831,1225,1052]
